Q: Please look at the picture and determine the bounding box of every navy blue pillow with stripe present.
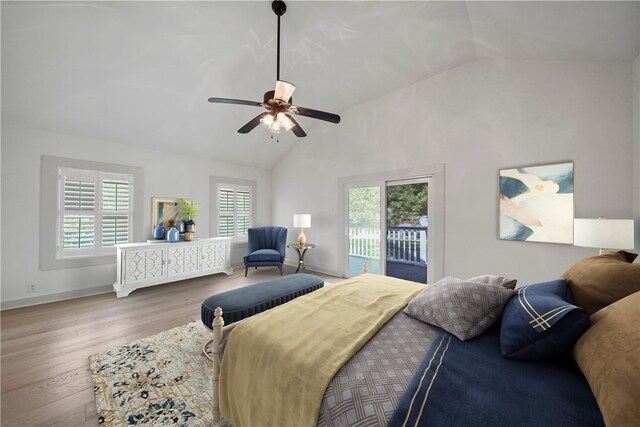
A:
[500,279,590,360]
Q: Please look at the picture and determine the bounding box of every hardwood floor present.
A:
[1,266,338,426]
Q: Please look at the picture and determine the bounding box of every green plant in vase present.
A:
[176,198,199,233]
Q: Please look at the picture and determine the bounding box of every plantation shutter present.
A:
[218,185,252,239]
[59,169,97,257]
[236,190,251,236]
[58,168,134,259]
[101,175,132,247]
[218,189,234,237]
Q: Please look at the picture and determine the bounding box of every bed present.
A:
[210,251,640,427]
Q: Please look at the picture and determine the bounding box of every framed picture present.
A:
[151,197,194,232]
[499,162,574,244]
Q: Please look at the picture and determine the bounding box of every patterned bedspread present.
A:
[316,311,441,427]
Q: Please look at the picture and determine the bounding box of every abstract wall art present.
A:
[499,162,574,244]
[151,197,193,233]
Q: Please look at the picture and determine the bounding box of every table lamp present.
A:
[573,218,635,255]
[293,214,311,246]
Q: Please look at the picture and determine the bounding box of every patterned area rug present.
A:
[90,321,230,426]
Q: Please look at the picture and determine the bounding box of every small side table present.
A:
[287,243,316,273]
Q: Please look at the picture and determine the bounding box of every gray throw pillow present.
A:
[467,274,517,290]
[404,276,515,340]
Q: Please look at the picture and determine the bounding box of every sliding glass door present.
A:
[386,178,428,283]
[346,184,382,277]
[343,177,430,283]
[340,166,442,283]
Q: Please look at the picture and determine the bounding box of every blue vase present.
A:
[167,226,179,243]
[153,224,166,240]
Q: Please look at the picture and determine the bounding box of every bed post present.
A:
[212,307,224,422]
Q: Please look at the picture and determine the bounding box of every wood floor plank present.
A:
[1,336,129,394]
[2,387,95,426]
[2,367,92,420]
[1,267,338,426]
[35,405,87,427]
[84,401,98,421]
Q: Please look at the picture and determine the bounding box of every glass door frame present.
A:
[337,164,445,283]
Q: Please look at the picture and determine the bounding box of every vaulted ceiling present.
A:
[2,1,638,169]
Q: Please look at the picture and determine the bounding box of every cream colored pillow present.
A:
[572,291,640,427]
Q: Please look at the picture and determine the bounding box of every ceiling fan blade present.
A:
[291,106,341,124]
[238,112,270,134]
[274,80,296,103]
[208,97,263,107]
[285,114,306,137]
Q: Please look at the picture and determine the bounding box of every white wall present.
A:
[1,124,272,306]
[272,59,635,285]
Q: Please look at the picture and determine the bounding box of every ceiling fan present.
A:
[208,0,341,138]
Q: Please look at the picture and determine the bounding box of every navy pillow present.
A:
[500,279,589,360]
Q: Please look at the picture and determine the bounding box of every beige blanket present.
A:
[219,274,426,427]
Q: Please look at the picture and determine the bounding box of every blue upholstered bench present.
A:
[201,273,324,328]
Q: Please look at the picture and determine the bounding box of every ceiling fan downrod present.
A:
[272,1,286,82]
[207,0,340,138]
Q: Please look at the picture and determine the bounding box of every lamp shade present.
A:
[274,80,296,103]
[293,214,311,228]
[574,218,634,250]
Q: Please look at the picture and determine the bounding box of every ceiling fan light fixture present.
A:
[261,112,294,134]
[277,112,294,131]
[260,113,274,127]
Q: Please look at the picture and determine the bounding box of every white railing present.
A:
[349,227,427,265]
[349,227,380,259]
[387,227,427,264]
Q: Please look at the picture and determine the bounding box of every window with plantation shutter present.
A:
[58,168,134,259]
[217,184,252,240]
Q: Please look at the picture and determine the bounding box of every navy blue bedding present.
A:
[388,326,604,427]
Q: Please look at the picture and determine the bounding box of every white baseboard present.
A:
[283,261,341,278]
[1,284,113,310]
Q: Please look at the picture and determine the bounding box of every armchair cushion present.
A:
[245,249,282,263]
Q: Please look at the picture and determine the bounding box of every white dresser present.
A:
[113,238,233,297]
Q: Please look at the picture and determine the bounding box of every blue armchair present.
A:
[244,226,288,276]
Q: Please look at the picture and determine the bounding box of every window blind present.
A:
[237,190,250,212]
[58,168,133,258]
[218,186,252,239]
[102,179,130,211]
[64,180,95,210]
[102,216,129,246]
[63,215,95,248]
[62,173,96,250]
[219,189,234,213]
[101,178,130,245]
[236,190,251,236]
[236,215,250,236]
